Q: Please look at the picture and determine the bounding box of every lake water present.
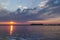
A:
[0,25,60,40]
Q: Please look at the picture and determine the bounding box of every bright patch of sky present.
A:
[0,0,44,11]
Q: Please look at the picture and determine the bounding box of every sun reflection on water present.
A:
[10,25,14,36]
[10,21,14,36]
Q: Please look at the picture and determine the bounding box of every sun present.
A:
[10,21,15,25]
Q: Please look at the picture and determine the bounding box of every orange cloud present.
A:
[28,17,60,24]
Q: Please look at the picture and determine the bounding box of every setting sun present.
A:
[10,21,15,25]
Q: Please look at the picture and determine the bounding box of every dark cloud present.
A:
[0,9,10,17]
[46,0,60,7]
[37,0,60,19]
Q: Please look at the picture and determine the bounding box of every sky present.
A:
[0,0,60,24]
[0,0,43,11]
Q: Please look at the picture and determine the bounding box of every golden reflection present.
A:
[10,25,14,36]
[9,21,15,36]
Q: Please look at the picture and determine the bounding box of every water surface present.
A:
[0,25,60,40]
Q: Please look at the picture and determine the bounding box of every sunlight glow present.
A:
[10,21,15,25]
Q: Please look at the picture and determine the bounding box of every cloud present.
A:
[27,9,39,14]
[11,0,60,21]
[28,17,60,24]
[46,0,60,7]
[37,0,60,20]
[43,17,60,24]
[39,10,60,19]
[0,0,60,22]
[38,0,49,9]
[38,0,60,9]
[18,5,22,8]
[0,0,10,9]
[23,6,28,9]
[0,3,8,9]
[18,5,28,10]
[0,0,10,17]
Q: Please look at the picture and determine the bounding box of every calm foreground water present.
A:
[0,25,60,40]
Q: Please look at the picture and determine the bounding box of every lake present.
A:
[0,25,60,40]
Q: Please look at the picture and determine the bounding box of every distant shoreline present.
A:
[0,24,60,26]
[31,24,60,26]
